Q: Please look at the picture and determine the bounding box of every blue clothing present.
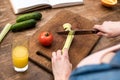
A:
[70,50,120,80]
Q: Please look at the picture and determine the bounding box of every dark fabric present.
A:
[70,50,120,80]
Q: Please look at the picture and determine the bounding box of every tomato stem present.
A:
[45,32,49,36]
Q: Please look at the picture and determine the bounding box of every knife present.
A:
[56,29,99,35]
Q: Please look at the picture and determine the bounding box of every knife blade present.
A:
[56,29,99,35]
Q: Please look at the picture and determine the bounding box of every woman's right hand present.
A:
[93,21,120,38]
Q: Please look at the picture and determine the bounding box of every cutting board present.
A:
[28,10,100,73]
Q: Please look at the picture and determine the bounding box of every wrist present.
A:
[54,76,69,80]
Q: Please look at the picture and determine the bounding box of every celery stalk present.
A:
[0,23,12,43]
[62,23,75,52]
[62,31,74,51]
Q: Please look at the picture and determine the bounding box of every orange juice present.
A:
[12,46,29,72]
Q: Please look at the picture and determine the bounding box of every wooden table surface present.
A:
[0,0,120,80]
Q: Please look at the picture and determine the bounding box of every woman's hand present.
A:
[52,48,72,80]
[94,21,120,38]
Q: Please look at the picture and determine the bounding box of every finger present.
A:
[52,52,56,66]
[51,57,55,68]
[97,32,111,37]
[52,52,57,59]
[93,25,105,32]
[62,48,69,58]
[101,33,110,37]
[51,56,54,63]
[57,50,62,57]
[97,32,105,36]
[93,25,101,29]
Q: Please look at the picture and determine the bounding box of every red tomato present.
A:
[38,31,53,46]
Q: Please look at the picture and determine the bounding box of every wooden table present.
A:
[0,0,120,80]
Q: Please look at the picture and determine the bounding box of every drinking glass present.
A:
[12,36,29,72]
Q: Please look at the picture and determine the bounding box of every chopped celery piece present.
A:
[0,23,12,43]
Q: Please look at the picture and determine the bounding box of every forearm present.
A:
[54,77,69,80]
[77,43,120,67]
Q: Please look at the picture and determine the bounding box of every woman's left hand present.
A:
[52,48,72,80]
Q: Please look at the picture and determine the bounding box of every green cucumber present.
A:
[16,12,42,22]
[11,19,37,32]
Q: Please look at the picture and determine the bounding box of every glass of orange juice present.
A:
[12,36,29,72]
[12,46,29,72]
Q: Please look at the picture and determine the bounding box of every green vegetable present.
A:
[0,23,12,43]
[16,12,42,22]
[62,23,75,52]
[62,31,74,51]
[11,19,37,32]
